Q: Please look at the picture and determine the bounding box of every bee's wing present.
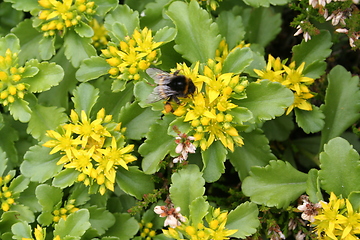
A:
[146,68,173,84]
[146,85,177,103]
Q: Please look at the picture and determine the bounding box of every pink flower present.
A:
[173,133,196,163]
[154,205,186,228]
[297,195,322,222]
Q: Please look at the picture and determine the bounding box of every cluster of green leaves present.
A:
[0,0,359,239]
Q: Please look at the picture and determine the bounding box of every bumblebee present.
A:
[146,68,196,111]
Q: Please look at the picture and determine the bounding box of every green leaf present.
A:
[295,106,325,134]
[11,204,35,223]
[242,8,281,47]
[104,4,139,42]
[54,209,91,237]
[9,175,29,194]
[242,160,308,208]
[189,197,209,226]
[52,168,79,189]
[21,145,63,183]
[228,130,276,181]
[292,31,332,77]
[105,213,139,240]
[320,66,360,148]
[222,48,253,74]
[348,192,360,211]
[3,0,38,11]
[226,202,260,238]
[170,164,205,216]
[36,184,63,225]
[262,114,294,141]
[92,0,118,16]
[140,0,174,31]
[139,116,176,174]
[118,102,160,140]
[74,22,94,38]
[318,137,360,197]
[76,56,110,82]
[23,60,64,93]
[306,169,323,203]
[27,105,67,141]
[201,141,227,183]
[39,36,56,60]
[8,98,32,123]
[0,148,8,176]
[64,30,96,68]
[216,10,245,49]
[237,80,294,123]
[241,0,290,7]
[166,0,221,63]
[11,222,32,239]
[0,33,20,55]
[153,26,176,43]
[228,107,253,124]
[71,83,99,117]
[88,206,115,235]
[116,166,155,199]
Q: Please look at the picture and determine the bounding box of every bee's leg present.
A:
[172,96,181,105]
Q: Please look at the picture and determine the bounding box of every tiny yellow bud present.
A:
[119,41,128,51]
[78,4,86,12]
[106,57,121,67]
[39,10,50,20]
[8,85,16,95]
[149,230,156,237]
[138,60,149,70]
[145,222,153,228]
[7,95,15,103]
[56,22,64,30]
[108,67,119,76]
[53,215,60,222]
[99,185,106,195]
[209,219,219,230]
[133,74,140,81]
[86,2,95,8]
[7,198,14,204]
[200,117,210,126]
[224,114,233,122]
[197,230,206,238]
[216,113,224,122]
[109,46,118,56]
[77,173,86,182]
[48,21,57,30]
[60,208,67,215]
[2,202,10,211]
[0,71,8,81]
[17,91,24,99]
[97,174,105,185]
[38,0,52,8]
[12,74,21,82]
[65,20,72,27]
[71,19,78,26]
[185,226,196,235]
[4,191,11,198]
[128,67,137,74]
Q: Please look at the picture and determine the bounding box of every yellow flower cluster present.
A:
[215,40,250,64]
[254,55,315,115]
[313,192,360,240]
[37,0,96,37]
[52,199,79,223]
[163,208,237,240]
[0,49,28,106]
[43,108,136,195]
[23,225,61,240]
[139,221,157,239]
[101,27,163,81]
[0,174,16,212]
[90,19,109,50]
[172,60,248,152]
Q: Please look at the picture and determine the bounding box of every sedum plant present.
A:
[0,0,359,239]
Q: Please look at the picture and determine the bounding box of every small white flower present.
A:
[154,205,186,228]
[294,24,311,42]
[173,133,196,163]
[335,28,349,33]
[297,195,322,222]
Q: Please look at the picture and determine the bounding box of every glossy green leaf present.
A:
[27,105,67,141]
[64,30,96,68]
[318,137,360,197]
[222,47,253,74]
[11,19,44,64]
[226,202,259,238]
[262,114,294,141]
[237,80,294,123]
[11,205,35,223]
[76,56,110,82]
[201,141,227,183]
[0,118,19,169]
[71,83,99,117]
[36,184,63,225]
[166,0,221,63]
[118,102,160,140]
[116,166,155,199]
[292,31,332,77]
[348,192,360,211]
[306,168,323,203]
[93,0,118,16]
[242,0,290,7]
[0,148,8,176]
[228,106,253,124]
[11,222,32,239]
[74,22,94,38]
[216,10,245,49]
[153,26,176,43]
[320,66,360,148]
[8,175,29,194]
[88,207,116,235]
[21,145,62,183]
[139,116,176,174]
[243,7,281,47]
[140,0,174,31]
[228,130,276,181]
[39,36,56,60]
[105,4,139,42]
[189,197,209,226]
[295,106,325,133]
[0,33,20,55]
[23,60,64,93]
[105,213,139,240]
[8,98,32,123]
[242,160,307,208]
[52,168,79,189]
[3,0,38,11]
[170,164,205,216]
[54,209,91,237]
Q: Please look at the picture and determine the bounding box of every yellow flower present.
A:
[0,49,29,106]
[43,108,136,195]
[36,0,96,36]
[90,19,109,50]
[102,27,163,82]
[254,54,315,115]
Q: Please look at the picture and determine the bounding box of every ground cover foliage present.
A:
[0,0,360,239]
